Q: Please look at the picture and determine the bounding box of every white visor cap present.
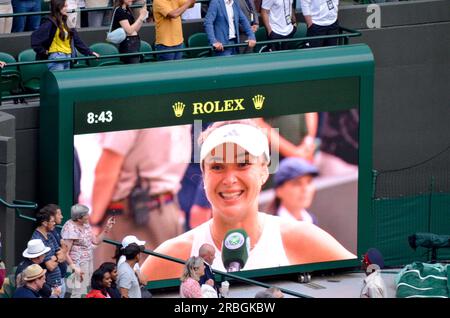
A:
[200,123,270,166]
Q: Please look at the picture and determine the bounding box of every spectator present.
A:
[67,0,88,28]
[15,239,52,298]
[204,0,256,56]
[152,0,195,61]
[115,235,147,287]
[180,256,204,298]
[254,287,284,298]
[86,0,109,27]
[30,0,99,71]
[86,267,113,298]
[110,0,148,64]
[273,157,319,224]
[11,0,41,32]
[61,204,115,298]
[99,262,121,298]
[300,0,339,48]
[117,243,143,298]
[360,248,386,298]
[260,0,296,51]
[43,204,69,293]
[13,264,48,298]
[0,0,12,33]
[30,208,65,297]
[237,0,259,53]
[198,243,220,297]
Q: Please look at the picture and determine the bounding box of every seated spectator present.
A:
[204,0,256,56]
[273,157,319,224]
[13,264,60,298]
[180,256,204,298]
[31,0,99,71]
[15,239,52,298]
[86,267,113,298]
[11,0,41,32]
[254,286,284,298]
[99,262,121,298]
[30,208,65,297]
[117,243,143,298]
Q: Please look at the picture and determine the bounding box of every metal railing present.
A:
[0,196,312,297]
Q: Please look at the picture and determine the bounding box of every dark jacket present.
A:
[199,262,220,297]
[15,259,52,298]
[31,17,93,60]
[13,286,42,298]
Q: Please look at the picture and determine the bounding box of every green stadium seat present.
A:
[187,33,211,58]
[140,40,155,63]
[88,43,122,67]
[17,49,48,92]
[0,52,22,99]
[288,23,308,50]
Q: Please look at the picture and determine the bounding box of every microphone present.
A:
[221,229,250,272]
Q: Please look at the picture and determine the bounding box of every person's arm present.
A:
[90,149,125,226]
[119,5,148,35]
[45,256,59,272]
[92,217,115,245]
[297,112,319,161]
[291,4,296,24]
[158,0,195,19]
[281,220,356,264]
[72,29,99,57]
[260,8,271,35]
[300,0,313,27]
[203,0,222,50]
[63,240,85,281]
[237,4,256,46]
[120,287,129,298]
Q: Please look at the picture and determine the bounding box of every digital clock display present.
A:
[87,111,113,124]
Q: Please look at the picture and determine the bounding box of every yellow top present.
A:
[48,27,72,54]
[153,0,187,46]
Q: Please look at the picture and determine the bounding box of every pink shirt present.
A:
[180,278,202,298]
[99,126,191,200]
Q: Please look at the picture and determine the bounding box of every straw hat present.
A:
[23,264,47,281]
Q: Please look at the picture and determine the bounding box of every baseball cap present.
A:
[200,124,270,165]
[121,235,146,249]
[274,157,319,187]
[364,248,384,269]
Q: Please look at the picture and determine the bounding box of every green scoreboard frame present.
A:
[40,44,374,285]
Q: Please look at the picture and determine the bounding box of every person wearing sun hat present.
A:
[15,239,52,298]
[273,157,319,224]
[13,264,47,298]
[141,119,355,281]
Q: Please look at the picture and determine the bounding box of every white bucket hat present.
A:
[22,239,51,258]
[121,235,146,249]
[200,124,270,166]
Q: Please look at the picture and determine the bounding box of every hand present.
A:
[0,61,5,68]
[73,265,85,282]
[188,0,196,8]
[104,216,116,232]
[251,24,259,33]
[92,52,100,58]
[213,42,224,51]
[205,279,214,286]
[51,286,62,297]
[246,39,256,48]
[139,4,148,20]
[56,249,66,263]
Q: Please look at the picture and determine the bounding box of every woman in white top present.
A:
[141,119,355,280]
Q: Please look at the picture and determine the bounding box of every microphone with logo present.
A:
[221,229,250,272]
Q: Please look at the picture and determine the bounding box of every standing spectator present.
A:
[30,208,65,297]
[67,0,88,28]
[11,0,41,32]
[300,0,339,48]
[86,0,109,27]
[13,264,48,298]
[99,262,121,298]
[62,204,115,298]
[152,0,195,61]
[204,0,256,56]
[0,0,12,33]
[117,243,143,298]
[31,0,99,71]
[115,235,147,287]
[237,0,259,53]
[43,204,69,295]
[179,256,204,298]
[260,0,296,51]
[198,243,220,297]
[15,239,52,298]
[110,0,148,64]
[86,267,113,298]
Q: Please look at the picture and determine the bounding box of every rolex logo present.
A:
[172,102,186,117]
[252,94,265,110]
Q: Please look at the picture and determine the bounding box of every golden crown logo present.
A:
[172,102,186,118]
[252,94,265,110]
